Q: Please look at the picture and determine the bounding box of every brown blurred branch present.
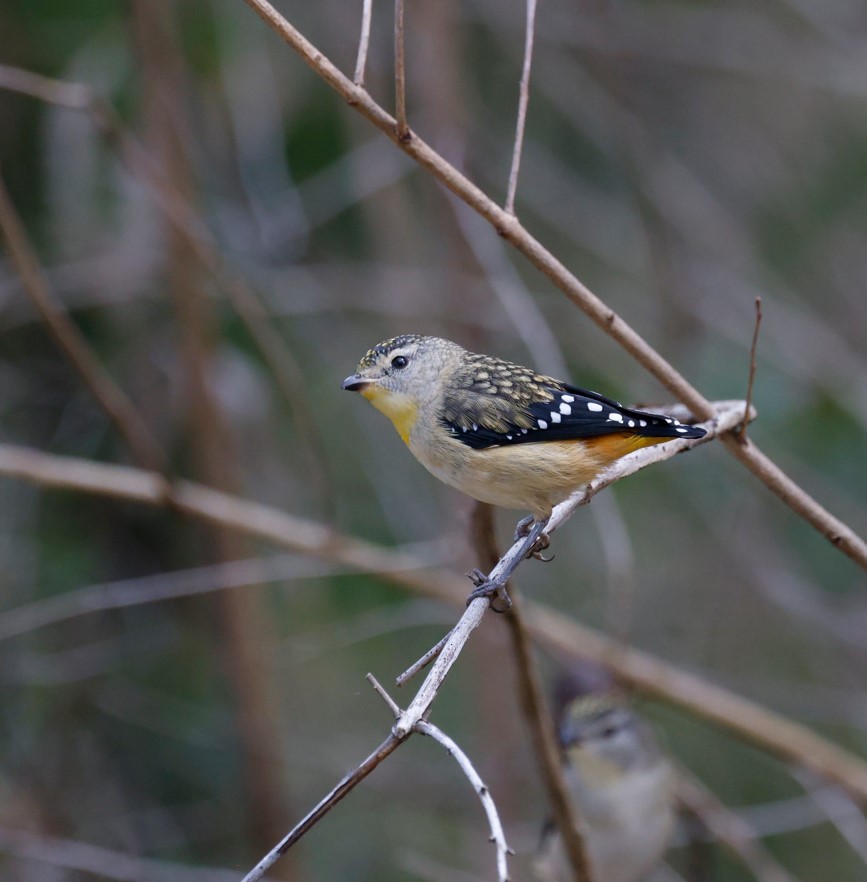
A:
[4,438,867,805]
[239,0,867,572]
[0,171,165,474]
[130,2,290,859]
[394,0,409,140]
[472,502,595,882]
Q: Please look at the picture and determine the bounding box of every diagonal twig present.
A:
[506,0,538,214]
[739,296,763,441]
[240,732,406,882]
[354,0,374,86]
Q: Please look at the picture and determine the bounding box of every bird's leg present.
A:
[465,517,550,611]
[514,514,552,561]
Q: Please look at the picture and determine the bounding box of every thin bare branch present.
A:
[395,630,452,686]
[0,64,92,108]
[367,672,403,718]
[676,770,799,882]
[416,720,513,882]
[354,0,374,86]
[0,825,255,882]
[240,733,406,882]
[4,439,867,803]
[394,0,409,139]
[0,555,343,643]
[740,296,763,440]
[506,0,538,214]
[239,0,867,571]
[472,503,595,882]
[0,171,165,474]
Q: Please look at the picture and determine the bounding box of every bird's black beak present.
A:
[342,374,371,392]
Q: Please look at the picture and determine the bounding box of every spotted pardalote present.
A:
[534,695,676,882]
[342,334,706,525]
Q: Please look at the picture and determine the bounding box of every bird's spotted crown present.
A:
[356,334,426,370]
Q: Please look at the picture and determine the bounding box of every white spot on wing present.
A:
[628,420,635,428]
[608,412,624,423]
[538,419,548,429]
[550,412,561,423]
[472,423,479,431]
[559,403,572,415]
[676,426,688,433]
[562,395,574,403]
[639,420,647,427]
[587,402,603,412]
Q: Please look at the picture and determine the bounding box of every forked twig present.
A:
[506,0,538,214]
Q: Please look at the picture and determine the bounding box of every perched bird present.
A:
[535,695,676,882]
[343,335,705,598]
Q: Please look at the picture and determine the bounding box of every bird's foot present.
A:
[466,568,512,613]
[513,516,553,562]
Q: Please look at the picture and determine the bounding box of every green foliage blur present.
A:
[1,1,866,880]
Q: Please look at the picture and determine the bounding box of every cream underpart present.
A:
[408,428,607,521]
[361,385,419,444]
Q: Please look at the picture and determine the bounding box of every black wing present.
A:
[443,382,706,450]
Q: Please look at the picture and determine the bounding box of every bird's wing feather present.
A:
[443,373,705,450]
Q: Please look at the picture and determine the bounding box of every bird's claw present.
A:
[513,515,536,542]
[465,570,512,613]
[513,516,552,561]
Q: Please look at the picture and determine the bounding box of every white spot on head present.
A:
[538,419,548,429]
[607,412,624,423]
[561,395,574,403]
[559,403,572,415]
[550,412,561,424]
[587,402,604,412]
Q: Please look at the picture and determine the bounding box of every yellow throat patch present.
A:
[361,385,418,444]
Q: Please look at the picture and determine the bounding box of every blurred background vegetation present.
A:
[1,0,866,879]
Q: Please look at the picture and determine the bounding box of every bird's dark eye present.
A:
[391,355,409,369]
